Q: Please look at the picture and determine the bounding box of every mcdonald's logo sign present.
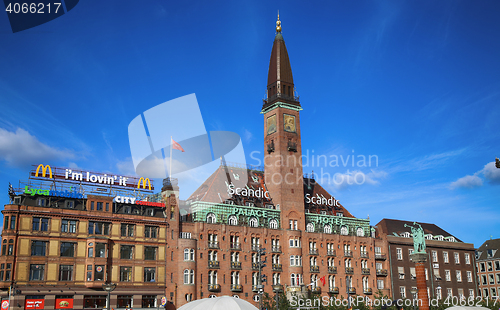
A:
[35,164,53,178]
[137,177,152,190]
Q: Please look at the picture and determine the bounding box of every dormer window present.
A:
[425,234,433,240]
[401,232,411,238]
[435,235,444,241]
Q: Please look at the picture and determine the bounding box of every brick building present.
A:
[375,219,477,301]
[475,238,500,298]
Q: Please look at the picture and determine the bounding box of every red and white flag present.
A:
[172,138,185,152]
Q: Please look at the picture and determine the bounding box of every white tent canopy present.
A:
[178,296,259,310]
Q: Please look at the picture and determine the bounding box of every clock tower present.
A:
[262,14,305,231]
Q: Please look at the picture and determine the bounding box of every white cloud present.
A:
[0,127,74,167]
[244,129,253,143]
[483,162,500,183]
[450,161,500,189]
[450,174,483,189]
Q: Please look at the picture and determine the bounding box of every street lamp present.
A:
[102,283,116,310]
[410,288,418,310]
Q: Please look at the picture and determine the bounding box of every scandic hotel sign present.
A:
[32,164,154,191]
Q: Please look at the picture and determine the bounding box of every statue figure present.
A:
[404,222,426,253]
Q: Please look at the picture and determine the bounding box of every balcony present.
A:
[328,266,337,274]
[251,244,261,252]
[329,287,339,294]
[230,242,241,250]
[208,241,219,249]
[348,287,356,295]
[272,263,282,271]
[345,267,354,274]
[231,284,243,292]
[364,288,373,295]
[327,250,336,257]
[273,284,284,293]
[208,261,220,269]
[344,251,352,257]
[309,248,318,255]
[208,284,221,292]
[252,285,259,292]
[360,251,369,259]
[231,262,242,270]
[252,263,260,270]
[310,286,321,294]
[362,268,370,275]
[271,245,282,253]
[375,253,387,260]
[310,265,319,273]
[376,269,388,276]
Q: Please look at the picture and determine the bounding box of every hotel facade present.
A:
[0,17,477,310]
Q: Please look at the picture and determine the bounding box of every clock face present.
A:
[267,114,277,135]
[284,114,296,133]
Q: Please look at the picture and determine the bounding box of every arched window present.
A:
[231,271,239,284]
[324,225,332,234]
[228,215,238,226]
[183,269,190,284]
[357,227,364,237]
[291,273,297,286]
[208,270,217,284]
[306,223,314,232]
[206,213,216,224]
[426,234,433,240]
[184,249,190,261]
[252,272,259,285]
[329,275,335,288]
[190,270,194,284]
[340,226,348,235]
[273,273,281,285]
[311,274,318,287]
[269,219,278,229]
[249,217,258,228]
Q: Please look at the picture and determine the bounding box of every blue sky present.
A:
[0,1,499,247]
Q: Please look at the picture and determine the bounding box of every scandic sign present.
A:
[32,164,154,191]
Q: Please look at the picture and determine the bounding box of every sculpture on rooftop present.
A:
[404,222,426,254]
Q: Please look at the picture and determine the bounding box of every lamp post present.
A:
[102,283,116,310]
[410,288,418,310]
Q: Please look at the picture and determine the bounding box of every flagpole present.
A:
[170,136,173,180]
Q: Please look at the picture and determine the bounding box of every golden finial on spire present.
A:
[276,11,281,33]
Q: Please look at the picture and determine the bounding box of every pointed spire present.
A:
[263,13,300,110]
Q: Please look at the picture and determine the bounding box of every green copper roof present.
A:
[275,33,283,41]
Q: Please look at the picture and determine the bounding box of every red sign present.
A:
[55,298,73,309]
[25,299,44,309]
[1,300,9,310]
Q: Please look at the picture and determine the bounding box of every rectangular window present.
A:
[142,295,156,308]
[32,218,49,231]
[95,265,105,281]
[32,218,40,231]
[432,251,438,262]
[456,271,462,282]
[400,286,406,299]
[120,245,134,259]
[88,222,110,235]
[10,216,16,230]
[454,252,460,264]
[31,241,46,256]
[61,220,77,233]
[96,202,103,211]
[84,295,106,309]
[105,203,109,211]
[396,248,403,260]
[467,271,472,282]
[144,247,157,260]
[117,296,133,308]
[91,201,94,211]
[377,280,384,289]
[86,265,92,281]
[398,267,405,280]
[59,265,73,281]
[445,270,451,281]
[29,264,44,280]
[60,242,75,257]
[120,267,132,282]
[443,252,449,263]
[121,224,135,237]
[448,288,453,297]
[95,243,106,258]
[145,226,158,238]
[465,253,470,264]
[144,268,156,282]
[3,217,8,231]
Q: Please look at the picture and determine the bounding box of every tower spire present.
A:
[276,11,281,33]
